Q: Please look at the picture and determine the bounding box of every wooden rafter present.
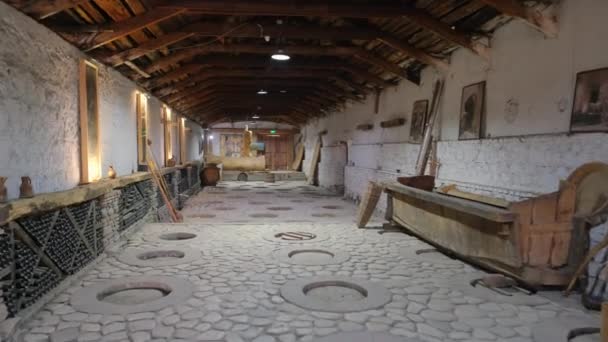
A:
[479,0,558,38]
[22,0,89,19]
[83,8,186,51]
[138,44,414,83]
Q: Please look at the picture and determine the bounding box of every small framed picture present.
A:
[458,81,486,140]
[571,67,608,133]
[409,100,429,143]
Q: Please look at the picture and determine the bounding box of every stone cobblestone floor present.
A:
[16,181,600,342]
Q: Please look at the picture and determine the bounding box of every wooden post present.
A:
[415,79,444,176]
[602,302,608,342]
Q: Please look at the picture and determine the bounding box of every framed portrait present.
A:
[571,68,608,132]
[409,100,429,143]
[459,81,486,140]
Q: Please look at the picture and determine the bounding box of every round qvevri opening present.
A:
[312,213,336,218]
[137,250,185,260]
[249,201,271,205]
[291,199,314,203]
[215,206,236,211]
[191,213,216,218]
[304,281,368,302]
[322,205,343,210]
[159,232,196,241]
[289,249,334,263]
[98,285,171,305]
[249,213,279,218]
[280,276,391,312]
[119,247,200,267]
[71,276,194,314]
[267,206,293,211]
[316,332,410,342]
[275,247,349,266]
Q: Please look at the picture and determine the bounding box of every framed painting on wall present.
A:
[409,99,429,143]
[458,81,486,140]
[571,67,608,132]
[79,60,101,183]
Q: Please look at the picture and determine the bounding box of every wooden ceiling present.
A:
[8,0,557,126]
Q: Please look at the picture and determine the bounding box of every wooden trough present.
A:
[384,173,588,286]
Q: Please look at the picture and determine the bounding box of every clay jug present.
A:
[201,163,220,186]
[19,176,34,198]
[108,166,117,179]
[0,177,7,203]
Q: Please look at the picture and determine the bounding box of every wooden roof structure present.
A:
[7,0,557,126]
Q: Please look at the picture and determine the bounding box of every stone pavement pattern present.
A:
[16,181,600,342]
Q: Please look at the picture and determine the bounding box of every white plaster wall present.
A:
[304,0,608,204]
[0,2,201,199]
[185,120,203,162]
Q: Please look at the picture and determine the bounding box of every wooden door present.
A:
[263,135,293,170]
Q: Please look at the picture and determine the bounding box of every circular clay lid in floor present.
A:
[316,332,419,342]
[117,247,201,267]
[280,276,391,312]
[71,276,194,314]
[263,231,330,243]
[275,247,350,265]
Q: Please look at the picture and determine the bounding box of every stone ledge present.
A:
[0,168,186,225]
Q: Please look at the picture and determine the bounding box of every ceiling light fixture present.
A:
[252,114,260,119]
[280,90,287,94]
[257,89,268,95]
[271,49,290,61]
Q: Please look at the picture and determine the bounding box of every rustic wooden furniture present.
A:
[385,179,578,286]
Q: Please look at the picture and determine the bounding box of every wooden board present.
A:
[390,191,522,268]
[356,181,384,228]
[437,184,510,208]
[384,182,516,223]
[292,143,305,171]
[0,172,154,225]
[307,137,322,185]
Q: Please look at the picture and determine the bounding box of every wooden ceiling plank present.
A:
[84,8,186,51]
[151,0,426,18]
[24,0,89,19]
[377,35,449,72]
[479,0,558,38]
[106,32,195,66]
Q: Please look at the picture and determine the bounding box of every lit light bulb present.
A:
[271,50,290,61]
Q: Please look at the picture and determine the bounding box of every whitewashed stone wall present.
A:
[318,145,347,191]
[0,2,203,200]
[303,0,608,208]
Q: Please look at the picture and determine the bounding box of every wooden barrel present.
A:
[201,163,220,186]
[264,173,276,183]
[356,181,384,228]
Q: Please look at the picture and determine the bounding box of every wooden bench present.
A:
[385,180,578,286]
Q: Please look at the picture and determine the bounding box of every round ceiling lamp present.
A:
[271,49,290,61]
[257,89,268,95]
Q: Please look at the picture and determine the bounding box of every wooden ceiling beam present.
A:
[142,43,414,83]
[151,68,343,95]
[402,7,490,60]
[162,78,321,103]
[22,0,88,19]
[149,0,486,59]
[151,0,425,18]
[377,35,449,72]
[105,32,195,66]
[103,21,444,76]
[144,56,391,89]
[479,0,558,38]
[83,8,186,51]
